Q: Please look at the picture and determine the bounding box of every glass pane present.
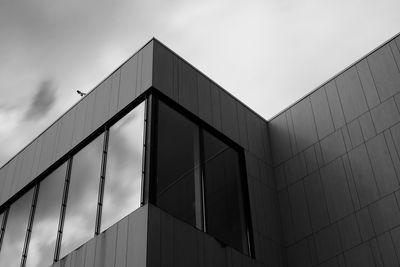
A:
[0,189,34,266]
[101,102,145,232]
[203,130,228,162]
[156,101,199,193]
[157,169,197,226]
[26,162,67,267]
[60,134,103,259]
[203,131,248,254]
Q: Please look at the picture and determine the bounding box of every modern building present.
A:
[0,33,400,267]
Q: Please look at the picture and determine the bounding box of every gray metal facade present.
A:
[270,34,400,266]
[0,33,399,266]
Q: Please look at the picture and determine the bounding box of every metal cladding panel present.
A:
[336,66,368,123]
[0,165,9,205]
[126,205,148,267]
[55,108,75,161]
[9,150,25,198]
[94,224,118,267]
[140,41,153,95]
[92,78,112,132]
[115,217,129,267]
[310,87,334,139]
[109,70,121,120]
[178,59,198,116]
[15,140,37,193]
[0,154,17,204]
[236,103,249,150]
[146,204,265,267]
[368,44,400,102]
[246,110,266,160]
[220,90,240,144]
[82,91,96,138]
[210,83,222,131]
[325,80,346,130]
[118,53,138,112]
[269,112,292,165]
[71,96,88,149]
[197,73,213,124]
[357,59,380,109]
[37,122,59,177]
[153,40,173,98]
[291,98,318,152]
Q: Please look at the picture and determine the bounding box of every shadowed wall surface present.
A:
[269,34,400,267]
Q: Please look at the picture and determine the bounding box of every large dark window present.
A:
[154,99,251,255]
[203,131,248,254]
[156,101,201,227]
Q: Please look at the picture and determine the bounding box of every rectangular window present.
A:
[26,162,67,267]
[0,189,34,266]
[101,102,145,232]
[153,99,251,255]
[59,134,103,259]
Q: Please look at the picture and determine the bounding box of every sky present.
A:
[0,0,399,166]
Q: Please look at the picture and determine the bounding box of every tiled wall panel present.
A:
[270,33,400,266]
[368,44,400,102]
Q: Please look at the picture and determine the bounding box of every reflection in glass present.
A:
[26,163,67,267]
[203,131,248,254]
[157,169,197,226]
[0,211,4,251]
[101,102,145,232]
[60,134,103,259]
[155,101,202,227]
[0,189,34,266]
[156,101,199,193]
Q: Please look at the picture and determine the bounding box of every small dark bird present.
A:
[77,90,87,96]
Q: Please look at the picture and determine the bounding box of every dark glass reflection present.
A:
[156,101,199,193]
[0,189,34,266]
[156,101,201,227]
[203,131,248,254]
[157,169,197,226]
[26,162,67,267]
[60,134,103,259]
[101,102,145,232]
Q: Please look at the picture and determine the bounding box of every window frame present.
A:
[149,92,254,257]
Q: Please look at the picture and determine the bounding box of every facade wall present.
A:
[147,204,265,267]
[152,40,282,267]
[269,34,400,267]
[0,41,153,208]
[51,205,148,267]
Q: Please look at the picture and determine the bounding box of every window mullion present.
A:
[95,128,109,236]
[199,128,207,233]
[20,184,40,267]
[0,208,9,253]
[54,157,72,262]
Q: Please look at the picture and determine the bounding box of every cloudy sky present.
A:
[0,0,399,166]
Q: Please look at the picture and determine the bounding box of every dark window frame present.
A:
[149,91,254,257]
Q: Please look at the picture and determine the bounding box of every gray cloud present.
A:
[25,79,56,121]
